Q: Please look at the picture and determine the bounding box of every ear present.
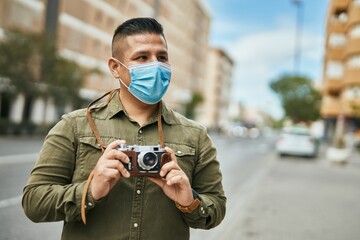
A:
[108,58,121,78]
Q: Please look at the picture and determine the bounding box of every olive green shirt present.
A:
[22,91,226,240]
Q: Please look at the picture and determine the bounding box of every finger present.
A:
[95,159,130,179]
[164,147,177,163]
[112,149,130,164]
[164,169,183,183]
[160,161,180,177]
[117,163,130,178]
[99,152,130,178]
[104,139,126,154]
[103,148,130,164]
[94,163,120,179]
[166,174,184,185]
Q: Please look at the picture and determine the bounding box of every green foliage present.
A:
[185,92,204,119]
[50,57,84,106]
[270,74,322,122]
[269,118,286,129]
[0,28,84,107]
[0,29,43,95]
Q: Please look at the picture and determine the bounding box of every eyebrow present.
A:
[131,50,168,56]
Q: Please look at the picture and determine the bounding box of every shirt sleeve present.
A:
[180,127,227,229]
[22,114,94,223]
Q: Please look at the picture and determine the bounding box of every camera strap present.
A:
[81,88,165,224]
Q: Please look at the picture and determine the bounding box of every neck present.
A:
[119,90,158,126]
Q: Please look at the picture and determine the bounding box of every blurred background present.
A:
[0,0,360,239]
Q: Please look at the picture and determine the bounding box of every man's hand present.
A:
[91,140,130,201]
[149,147,194,206]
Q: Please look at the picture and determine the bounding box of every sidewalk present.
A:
[231,148,360,240]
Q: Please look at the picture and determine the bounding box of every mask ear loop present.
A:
[111,57,131,90]
[117,77,130,90]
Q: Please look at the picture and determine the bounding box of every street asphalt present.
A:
[218,147,360,240]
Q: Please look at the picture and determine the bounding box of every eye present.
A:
[135,55,147,61]
[157,55,168,62]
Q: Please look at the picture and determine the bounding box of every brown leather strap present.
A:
[81,90,165,224]
[81,89,118,224]
[81,170,94,224]
[158,102,165,148]
[85,89,118,152]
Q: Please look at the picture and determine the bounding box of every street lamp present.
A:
[292,0,303,75]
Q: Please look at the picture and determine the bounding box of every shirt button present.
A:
[177,150,182,154]
[139,130,142,134]
[134,223,139,228]
[137,190,141,194]
[88,202,93,207]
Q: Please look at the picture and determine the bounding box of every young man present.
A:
[22,17,226,240]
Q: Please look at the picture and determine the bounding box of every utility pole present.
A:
[44,0,60,37]
[292,0,303,75]
[42,0,60,124]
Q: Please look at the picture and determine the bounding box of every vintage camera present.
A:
[117,144,171,177]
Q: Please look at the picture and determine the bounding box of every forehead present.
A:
[114,33,167,58]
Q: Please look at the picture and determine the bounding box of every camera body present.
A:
[117,144,171,177]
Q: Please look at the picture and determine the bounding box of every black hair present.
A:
[112,17,166,57]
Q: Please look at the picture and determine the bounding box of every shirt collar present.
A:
[160,100,175,125]
[107,91,125,119]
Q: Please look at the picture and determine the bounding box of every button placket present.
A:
[137,128,143,145]
[129,178,145,239]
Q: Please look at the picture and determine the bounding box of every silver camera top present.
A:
[118,144,164,153]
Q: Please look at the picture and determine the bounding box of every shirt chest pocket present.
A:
[74,136,117,181]
[166,143,196,181]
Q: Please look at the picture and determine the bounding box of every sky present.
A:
[205,0,329,119]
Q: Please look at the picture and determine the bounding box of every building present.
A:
[197,47,234,130]
[0,0,212,125]
[321,0,360,141]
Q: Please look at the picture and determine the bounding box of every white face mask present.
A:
[112,58,171,104]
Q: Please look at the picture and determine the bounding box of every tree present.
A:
[0,28,84,121]
[270,74,322,122]
[185,92,204,119]
[0,29,43,96]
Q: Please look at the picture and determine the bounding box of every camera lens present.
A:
[138,152,158,170]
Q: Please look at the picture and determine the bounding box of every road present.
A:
[1,133,360,240]
[0,137,63,240]
[191,133,277,240]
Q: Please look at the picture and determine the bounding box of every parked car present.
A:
[276,126,318,158]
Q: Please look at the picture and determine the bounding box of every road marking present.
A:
[0,195,22,209]
[0,153,38,165]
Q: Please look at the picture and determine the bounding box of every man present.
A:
[22,17,226,240]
